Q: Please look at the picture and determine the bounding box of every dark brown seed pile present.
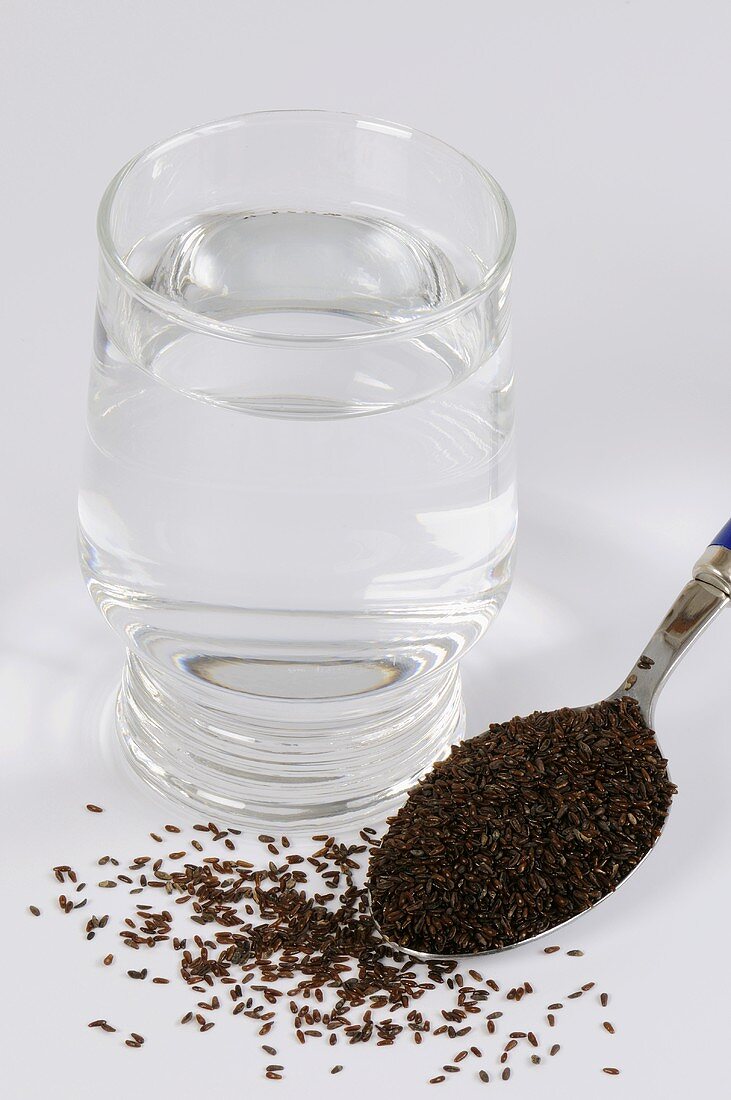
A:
[369,698,675,955]
[37,811,627,1082]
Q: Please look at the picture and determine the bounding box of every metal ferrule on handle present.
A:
[610,519,731,724]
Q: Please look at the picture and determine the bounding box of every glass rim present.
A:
[97,109,516,348]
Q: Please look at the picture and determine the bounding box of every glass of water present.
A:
[79,111,516,825]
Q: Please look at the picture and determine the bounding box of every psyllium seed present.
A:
[369,699,675,954]
[600,993,609,1007]
[29,905,40,916]
[86,804,104,813]
[544,946,560,954]
[550,1045,560,1056]
[44,804,629,1085]
[603,1068,621,1075]
[603,1022,615,1034]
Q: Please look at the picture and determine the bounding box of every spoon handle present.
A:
[610,522,731,723]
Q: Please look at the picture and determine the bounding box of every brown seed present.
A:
[547,1014,555,1027]
[531,1055,541,1065]
[603,1068,621,1075]
[86,804,104,813]
[29,905,41,916]
[603,1021,615,1034]
[600,992,609,1007]
[369,699,675,955]
[443,1066,460,1073]
[502,1068,510,1081]
[550,1044,560,1056]
[543,946,560,953]
[479,1070,489,1083]
[429,1078,446,1085]
[331,1066,343,1074]
[547,1003,563,1011]
[103,954,114,966]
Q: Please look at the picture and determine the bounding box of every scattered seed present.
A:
[86,804,104,813]
[603,1068,621,1075]
[603,1021,615,1034]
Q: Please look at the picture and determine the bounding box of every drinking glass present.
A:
[79,111,516,825]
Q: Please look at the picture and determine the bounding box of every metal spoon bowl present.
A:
[367,521,731,960]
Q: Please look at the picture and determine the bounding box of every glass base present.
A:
[116,651,465,827]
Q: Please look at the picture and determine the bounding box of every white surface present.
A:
[1,1,730,1096]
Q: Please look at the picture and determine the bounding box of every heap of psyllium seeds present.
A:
[34,801,626,1083]
[370,698,676,956]
[30,698,674,1082]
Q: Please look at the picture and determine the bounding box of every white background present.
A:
[1,1,730,1097]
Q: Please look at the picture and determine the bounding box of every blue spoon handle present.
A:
[710,519,731,552]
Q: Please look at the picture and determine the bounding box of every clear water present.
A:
[80,211,516,704]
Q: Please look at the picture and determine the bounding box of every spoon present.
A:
[367,520,731,960]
